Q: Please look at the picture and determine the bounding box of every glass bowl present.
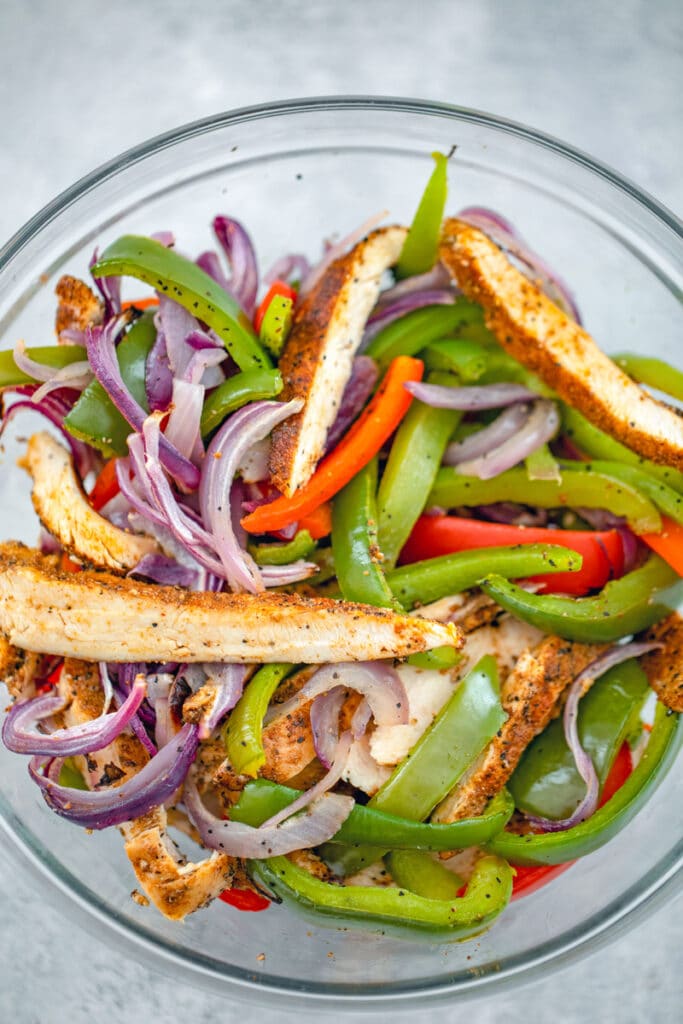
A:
[0,97,681,1011]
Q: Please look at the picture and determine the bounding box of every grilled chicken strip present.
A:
[270,225,407,495]
[0,542,461,663]
[121,806,238,921]
[640,613,683,712]
[20,432,158,572]
[439,218,683,470]
[55,274,103,338]
[0,634,46,700]
[433,635,605,824]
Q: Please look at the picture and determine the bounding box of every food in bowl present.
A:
[0,154,681,937]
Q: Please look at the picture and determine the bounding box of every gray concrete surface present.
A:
[0,1,681,1021]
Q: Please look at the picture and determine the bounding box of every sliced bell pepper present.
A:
[396,151,449,279]
[509,659,649,819]
[0,344,87,389]
[259,294,294,357]
[326,655,506,877]
[386,543,582,609]
[254,280,297,334]
[64,311,156,457]
[377,372,462,568]
[429,465,661,535]
[298,502,332,541]
[241,356,424,535]
[487,701,680,866]
[480,553,681,643]
[91,235,270,371]
[88,458,121,511]
[510,862,574,900]
[249,853,513,937]
[365,300,485,371]
[222,663,293,777]
[641,517,683,576]
[219,888,270,912]
[231,780,513,853]
[612,352,683,403]
[561,405,683,494]
[560,460,683,527]
[250,529,316,566]
[385,850,464,899]
[399,516,624,597]
[200,368,283,438]
[331,457,399,609]
[121,296,159,312]
[422,338,489,382]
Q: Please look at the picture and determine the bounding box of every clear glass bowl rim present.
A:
[0,94,681,1011]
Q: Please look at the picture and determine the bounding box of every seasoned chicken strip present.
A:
[640,613,683,713]
[270,225,407,495]
[121,806,238,921]
[0,634,47,700]
[433,636,605,824]
[439,218,683,470]
[55,274,103,338]
[20,432,158,572]
[0,543,462,663]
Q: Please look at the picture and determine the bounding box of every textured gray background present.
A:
[0,0,681,1021]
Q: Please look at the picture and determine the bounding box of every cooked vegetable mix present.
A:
[0,162,680,939]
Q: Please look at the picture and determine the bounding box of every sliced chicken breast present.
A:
[439,218,683,470]
[0,634,46,700]
[270,225,407,495]
[55,274,103,338]
[640,613,683,712]
[433,635,605,824]
[0,542,461,663]
[20,432,158,572]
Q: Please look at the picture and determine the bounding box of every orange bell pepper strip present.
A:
[641,517,683,576]
[241,356,424,535]
[121,296,159,311]
[88,458,121,512]
[298,502,333,540]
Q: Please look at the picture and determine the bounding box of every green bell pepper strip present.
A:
[365,300,485,371]
[560,460,683,527]
[423,338,489,382]
[487,701,681,866]
[561,405,683,494]
[480,554,681,644]
[385,850,464,899]
[259,294,293,357]
[526,443,561,483]
[0,344,87,388]
[331,457,400,609]
[200,368,283,438]
[478,348,553,396]
[222,663,293,777]
[509,659,650,819]
[231,778,513,851]
[58,758,88,791]
[377,372,462,569]
[64,313,156,457]
[327,655,506,876]
[91,235,271,371]
[407,646,461,670]
[396,152,448,279]
[385,543,582,609]
[429,465,662,535]
[250,530,316,566]
[613,352,683,403]
[250,853,513,937]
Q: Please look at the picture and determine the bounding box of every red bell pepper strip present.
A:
[241,356,424,535]
[88,458,121,512]
[641,517,683,577]
[219,888,270,912]
[254,280,298,334]
[399,516,625,596]
[510,742,633,899]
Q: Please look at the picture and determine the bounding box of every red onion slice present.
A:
[457,399,560,479]
[130,553,200,589]
[525,641,661,833]
[145,329,173,412]
[0,392,95,479]
[444,403,531,466]
[90,248,122,318]
[458,206,582,323]
[266,662,409,729]
[197,663,249,739]
[376,263,452,304]
[212,216,259,316]
[405,380,537,410]
[155,296,199,379]
[362,290,456,345]
[32,363,93,403]
[86,318,199,490]
[198,398,303,592]
[263,253,311,286]
[183,347,226,386]
[310,687,347,769]
[324,356,378,453]
[29,722,199,829]
[299,210,388,296]
[261,731,354,829]
[2,678,146,757]
[111,683,157,757]
[163,379,205,463]
[183,772,353,858]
